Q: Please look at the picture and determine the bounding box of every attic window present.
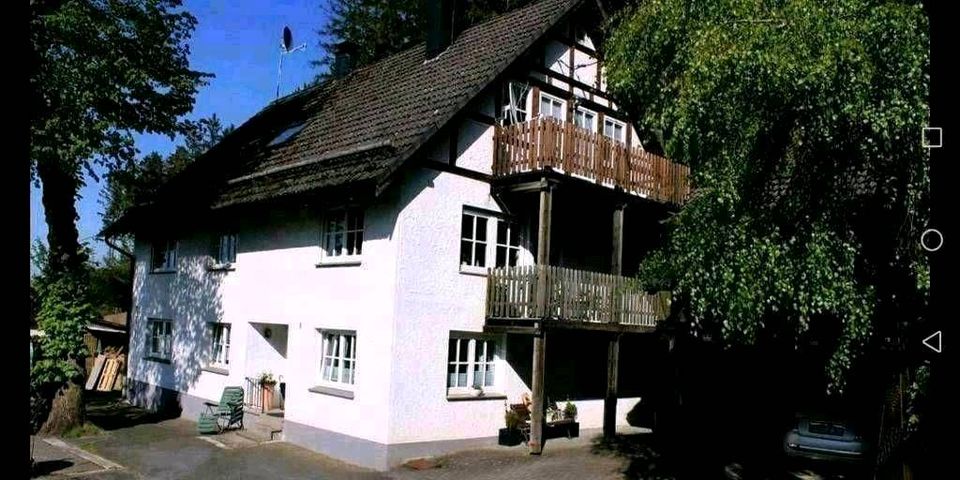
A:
[267,123,306,147]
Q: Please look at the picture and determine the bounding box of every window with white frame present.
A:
[574,107,597,132]
[214,233,237,266]
[447,334,503,395]
[539,93,566,121]
[460,212,489,268]
[150,240,177,272]
[209,323,230,368]
[495,219,521,268]
[461,209,526,273]
[321,207,364,261]
[146,319,173,360]
[603,118,627,143]
[320,330,356,386]
[502,82,530,125]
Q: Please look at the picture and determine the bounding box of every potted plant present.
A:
[563,400,578,421]
[259,371,276,412]
[544,398,579,440]
[498,402,529,446]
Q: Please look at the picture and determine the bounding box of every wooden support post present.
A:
[604,334,620,439]
[605,203,625,439]
[530,180,553,455]
[611,203,625,276]
[530,332,547,454]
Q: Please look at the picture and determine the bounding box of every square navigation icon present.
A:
[923,127,942,148]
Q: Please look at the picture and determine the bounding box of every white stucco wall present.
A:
[129,195,402,444]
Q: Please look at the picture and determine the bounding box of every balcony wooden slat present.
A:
[487,265,670,327]
[494,118,691,204]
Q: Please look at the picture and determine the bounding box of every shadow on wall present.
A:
[128,234,226,416]
[505,331,664,403]
[126,196,409,416]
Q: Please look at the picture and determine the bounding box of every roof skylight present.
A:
[267,123,306,146]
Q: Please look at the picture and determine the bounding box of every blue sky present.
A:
[29,0,330,262]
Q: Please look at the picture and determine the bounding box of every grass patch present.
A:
[62,422,103,439]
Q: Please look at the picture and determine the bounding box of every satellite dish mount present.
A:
[276,26,307,99]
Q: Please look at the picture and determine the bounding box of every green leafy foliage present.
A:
[606,0,929,393]
[313,0,534,78]
[30,0,210,275]
[31,245,98,387]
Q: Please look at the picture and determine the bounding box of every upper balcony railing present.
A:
[493,117,691,204]
[486,265,671,328]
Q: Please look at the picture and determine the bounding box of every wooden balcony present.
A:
[493,117,691,204]
[485,265,671,331]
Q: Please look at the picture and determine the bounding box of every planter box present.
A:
[498,428,526,446]
[544,420,579,440]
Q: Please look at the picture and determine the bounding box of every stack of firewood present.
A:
[85,347,126,392]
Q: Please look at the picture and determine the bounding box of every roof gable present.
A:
[106,0,584,235]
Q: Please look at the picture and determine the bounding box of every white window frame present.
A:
[603,117,627,144]
[460,210,491,274]
[150,240,178,273]
[447,333,505,397]
[538,92,567,122]
[494,219,522,268]
[574,107,598,133]
[209,323,231,369]
[319,330,357,388]
[212,233,237,268]
[146,318,173,361]
[460,208,529,275]
[319,207,364,265]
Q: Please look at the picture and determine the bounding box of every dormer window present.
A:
[267,122,305,147]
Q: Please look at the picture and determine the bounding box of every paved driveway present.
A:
[34,418,642,480]
[32,393,647,480]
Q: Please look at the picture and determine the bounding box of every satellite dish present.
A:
[283,26,293,52]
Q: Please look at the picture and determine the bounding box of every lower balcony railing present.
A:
[486,265,671,327]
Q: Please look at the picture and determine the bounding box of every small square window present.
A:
[539,93,566,122]
[319,330,356,386]
[146,319,173,360]
[209,323,231,368]
[150,240,177,272]
[321,208,364,264]
[447,333,503,396]
[603,118,626,143]
[212,233,237,266]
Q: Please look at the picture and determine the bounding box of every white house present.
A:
[103,0,689,470]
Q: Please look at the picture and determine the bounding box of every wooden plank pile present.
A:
[85,347,126,392]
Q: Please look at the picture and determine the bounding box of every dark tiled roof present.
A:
[109,0,581,234]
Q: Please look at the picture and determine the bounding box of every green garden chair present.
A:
[197,386,244,434]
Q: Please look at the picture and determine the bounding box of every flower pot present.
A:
[544,420,579,440]
[261,382,276,412]
[498,428,525,446]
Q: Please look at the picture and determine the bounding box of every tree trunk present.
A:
[36,158,85,275]
[39,382,84,436]
[36,158,87,433]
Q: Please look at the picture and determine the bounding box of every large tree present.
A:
[29,0,210,433]
[314,0,534,77]
[100,114,233,242]
[605,0,929,392]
